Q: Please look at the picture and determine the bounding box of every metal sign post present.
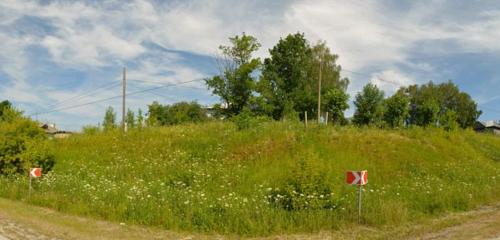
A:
[29,174,32,199]
[28,168,42,199]
[346,170,368,224]
[358,184,362,224]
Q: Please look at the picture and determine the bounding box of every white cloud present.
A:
[370,70,414,95]
[41,26,146,67]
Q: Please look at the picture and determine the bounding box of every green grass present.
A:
[1,121,499,236]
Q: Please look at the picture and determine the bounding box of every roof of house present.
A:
[39,123,58,134]
[475,121,500,130]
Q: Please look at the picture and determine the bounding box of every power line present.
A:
[479,106,500,114]
[128,79,207,90]
[42,81,121,110]
[342,68,402,86]
[29,78,205,116]
[126,84,178,102]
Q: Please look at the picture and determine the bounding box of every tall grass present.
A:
[0,121,499,235]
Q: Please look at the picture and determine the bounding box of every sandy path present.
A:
[414,205,500,240]
[0,217,54,240]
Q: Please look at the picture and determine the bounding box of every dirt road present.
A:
[0,217,53,240]
[0,198,499,239]
[412,204,500,240]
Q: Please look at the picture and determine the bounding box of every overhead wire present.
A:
[341,68,402,86]
[40,81,122,111]
[29,78,205,116]
[128,78,207,90]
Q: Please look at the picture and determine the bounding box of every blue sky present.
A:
[1,0,499,130]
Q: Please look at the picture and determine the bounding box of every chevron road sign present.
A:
[28,168,42,198]
[30,168,42,178]
[346,170,368,185]
[346,170,368,224]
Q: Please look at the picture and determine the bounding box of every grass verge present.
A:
[0,121,499,236]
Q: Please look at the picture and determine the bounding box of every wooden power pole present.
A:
[317,55,323,123]
[122,67,127,132]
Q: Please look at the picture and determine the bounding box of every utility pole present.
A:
[317,55,323,124]
[304,111,308,128]
[122,67,127,132]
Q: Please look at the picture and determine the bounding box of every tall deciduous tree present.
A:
[323,87,349,125]
[404,81,480,128]
[257,33,349,120]
[353,83,384,126]
[383,91,409,128]
[310,41,349,92]
[205,33,261,116]
[257,33,313,120]
[126,109,135,129]
[137,108,144,128]
[103,106,117,131]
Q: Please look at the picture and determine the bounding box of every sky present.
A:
[0,0,499,131]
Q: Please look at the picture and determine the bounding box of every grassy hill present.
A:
[1,121,499,236]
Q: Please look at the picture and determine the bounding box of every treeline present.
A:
[93,32,480,132]
[89,101,207,133]
[353,81,480,129]
[203,32,480,129]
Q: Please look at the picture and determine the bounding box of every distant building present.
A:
[204,103,228,119]
[39,123,73,139]
[474,121,500,135]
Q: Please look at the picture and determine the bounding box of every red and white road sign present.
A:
[346,170,367,185]
[30,168,42,178]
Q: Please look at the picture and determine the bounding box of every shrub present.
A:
[439,110,458,131]
[0,108,55,175]
[268,159,338,210]
[231,107,270,130]
[82,125,100,135]
[147,101,208,126]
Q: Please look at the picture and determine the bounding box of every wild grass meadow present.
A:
[0,121,499,235]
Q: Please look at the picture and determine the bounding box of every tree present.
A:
[310,41,349,91]
[455,92,481,128]
[353,83,384,126]
[416,99,440,127]
[383,91,409,128]
[404,81,480,128]
[323,87,349,125]
[440,110,458,131]
[205,33,261,116]
[0,107,54,175]
[163,101,207,125]
[257,32,313,120]
[137,108,144,128]
[126,109,135,129]
[146,101,163,126]
[103,106,117,131]
[146,101,207,126]
[0,100,12,118]
[257,33,349,120]
[0,100,20,122]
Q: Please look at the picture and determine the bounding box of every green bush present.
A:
[82,125,101,135]
[0,108,55,175]
[231,108,270,130]
[269,159,338,211]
